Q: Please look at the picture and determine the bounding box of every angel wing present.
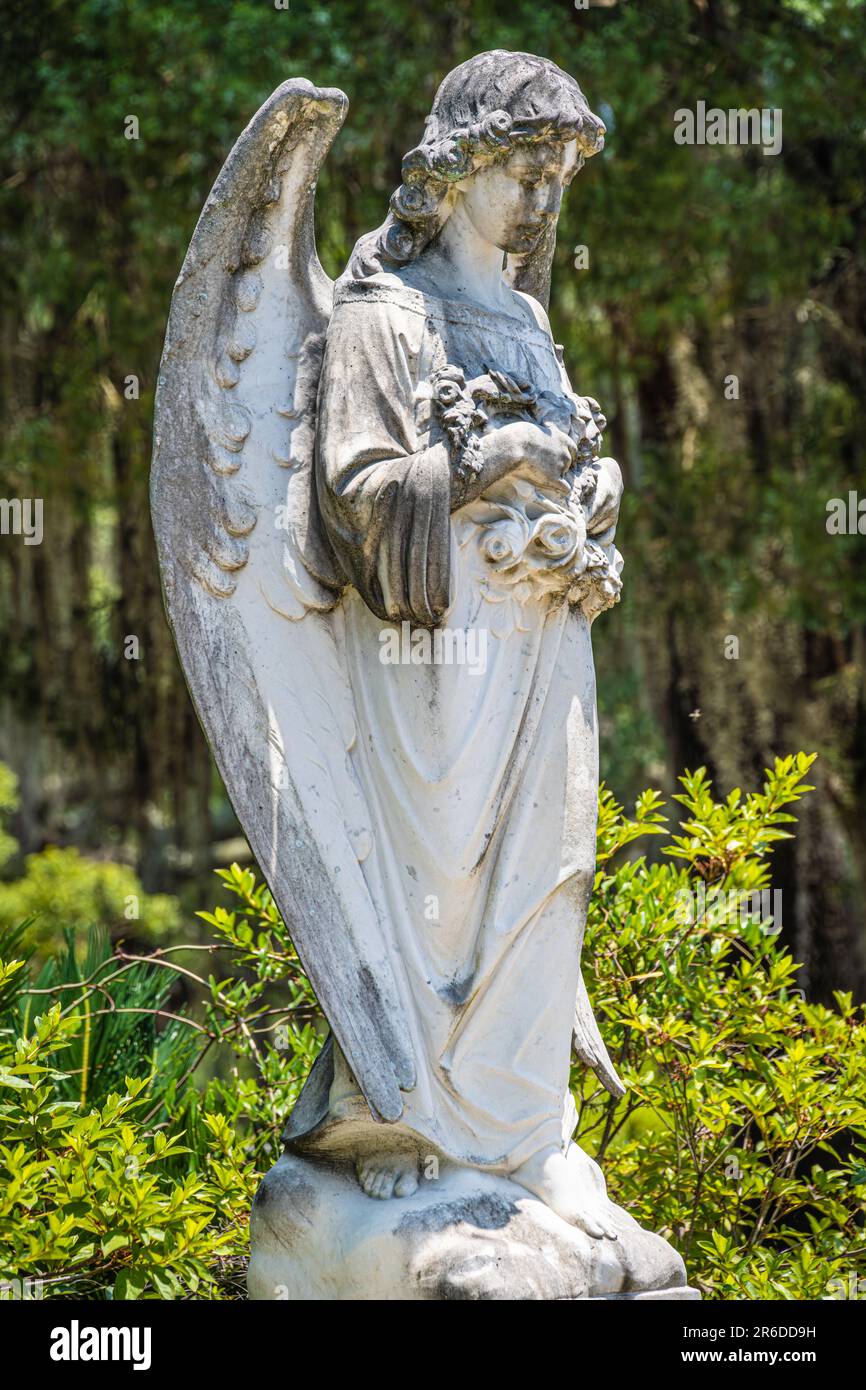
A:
[150,78,415,1123]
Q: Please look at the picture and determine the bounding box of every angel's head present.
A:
[348,51,605,277]
[452,136,583,259]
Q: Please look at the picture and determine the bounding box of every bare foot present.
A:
[356,1154,420,1200]
[511,1143,619,1239]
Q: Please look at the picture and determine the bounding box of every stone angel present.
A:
[152,50,694,1300]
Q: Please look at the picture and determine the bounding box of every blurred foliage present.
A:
[0,767,18,873]
[0,848,180,951]
[1,753,864,1299]
[0,766,180,950]
[1,2,865,995]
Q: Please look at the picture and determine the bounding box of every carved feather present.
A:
[151,79,415,1123]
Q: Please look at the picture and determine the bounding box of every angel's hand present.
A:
[504,420,578,494]
[451,419,575,508]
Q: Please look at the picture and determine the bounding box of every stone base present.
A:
[248,1151,700,1301]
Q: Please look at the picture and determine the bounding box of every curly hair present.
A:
[346,51,606,281]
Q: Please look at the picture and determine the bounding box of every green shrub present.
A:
[0,926,258,1299]
[1,752,864,1300]
[0,846,180,952]
[0,1009,253,1299]
[576,753,866,1299]
[0,765,180,952]
[0,868,319,1299]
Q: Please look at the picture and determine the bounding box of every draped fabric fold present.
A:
[304,272,618,1171]
[315,286,454,626]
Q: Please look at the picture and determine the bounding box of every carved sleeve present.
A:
[315,297,452,628]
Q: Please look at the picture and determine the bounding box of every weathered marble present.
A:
[151,50,695,1300]
[249,1153,697,1302]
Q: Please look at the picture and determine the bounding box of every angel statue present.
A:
[152,50,695,1300]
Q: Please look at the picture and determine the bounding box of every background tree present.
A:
[1,0,864,996]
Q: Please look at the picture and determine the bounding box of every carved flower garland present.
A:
[463,480,622,634]
[427,366,487,482]
[422,366,623,629]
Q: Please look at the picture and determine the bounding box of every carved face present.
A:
[455,139,582,255]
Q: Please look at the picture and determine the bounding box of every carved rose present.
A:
[431,367,471,411]
[480,514,530,572]
[530,512,586,571]
[476,501,586,598]
[428,364,624,624]
[465,487,622,631]
[568,539,624,620]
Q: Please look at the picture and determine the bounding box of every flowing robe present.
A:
[309,272,621,1172]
